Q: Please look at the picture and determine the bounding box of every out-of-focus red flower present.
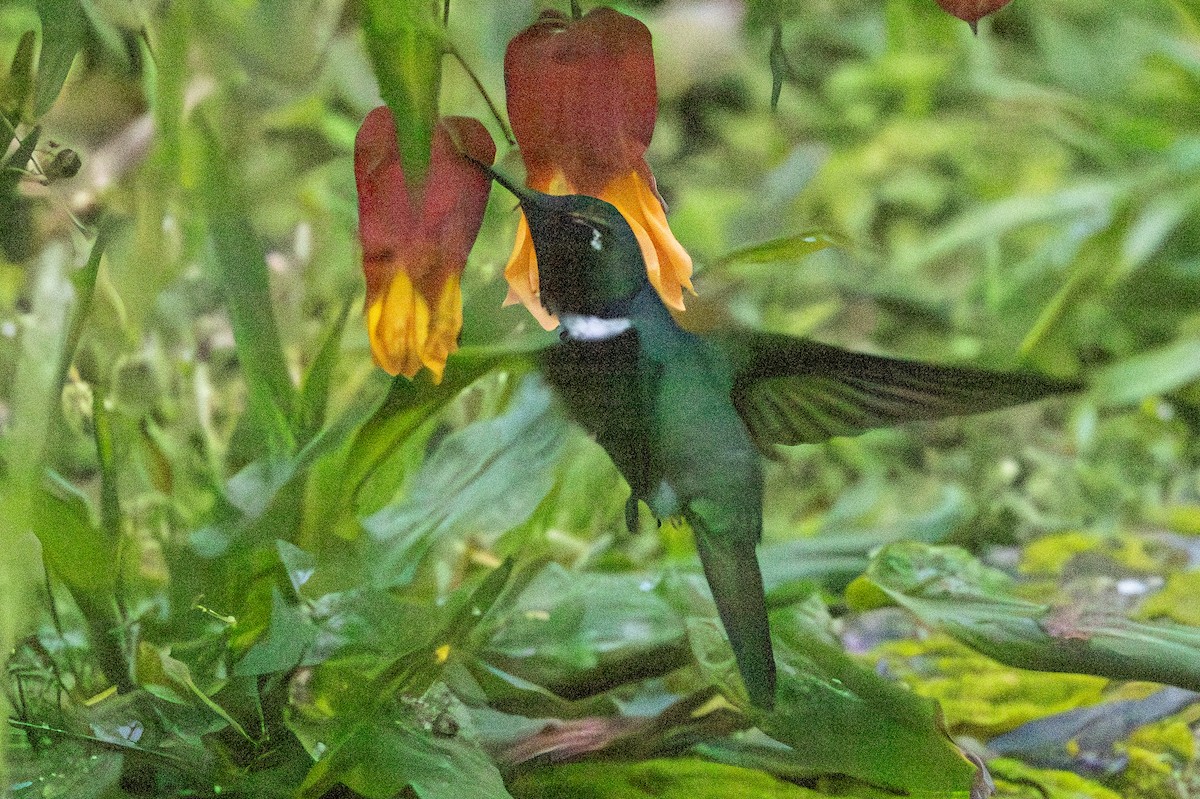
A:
[503,7,693,329]
[934,0,1013,27]
[355,107,495,381]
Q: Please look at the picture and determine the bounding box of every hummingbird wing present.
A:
[686,498,776,709]
[537,329,655,503]
[717,331,1081,451]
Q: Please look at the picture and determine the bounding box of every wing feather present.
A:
[720,332,1081,451]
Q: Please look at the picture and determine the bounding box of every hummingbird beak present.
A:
[448,135,555,214]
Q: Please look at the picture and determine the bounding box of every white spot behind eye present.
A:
[590,228,603,251]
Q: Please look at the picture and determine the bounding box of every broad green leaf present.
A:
[33,474,114,596]
[304,590,437,665]
[136,643,251,742]
[298,715,511,799]
[860,542,1200,693]
[308,344,539,539]
[32,0,87,115]
[196,124,298,458]
[233,586,317,676]
[690,596,982,795]
[479,565,690,700]
[361,0,442,186]
[363,375,566,588]
[510,758,826,799]
[759,486,972,595]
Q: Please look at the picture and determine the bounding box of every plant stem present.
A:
[446,45,516,146]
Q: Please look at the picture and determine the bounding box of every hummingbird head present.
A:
[484,168,650,321]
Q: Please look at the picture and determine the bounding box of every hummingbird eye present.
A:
[570,216,606,252]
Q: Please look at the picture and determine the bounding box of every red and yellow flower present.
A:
[503,7,693,329]
[354,107,496,381]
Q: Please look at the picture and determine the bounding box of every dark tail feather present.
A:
[691,513,776,709]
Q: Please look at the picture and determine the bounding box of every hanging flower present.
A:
[933,0,1013,29]
[355,107,496,381]
[503,7,694,329]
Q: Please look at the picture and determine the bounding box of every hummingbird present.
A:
[482,168,1078,709]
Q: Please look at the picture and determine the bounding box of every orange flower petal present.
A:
[598,171,694,311]
[502,215,559,330]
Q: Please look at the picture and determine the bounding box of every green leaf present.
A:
[758,486,973,595]
[363,375,567,588]
[2,30,36,117]
[136,643,252,742]
[1090,334,1200,406]
[297,298,353,444]
[314,345,537,536]
[298,715,512,799]
[714,231,837,268]
[479,565,691,700]
[196,123,298,457]
[32,0,87,115]
[360,0,442,186]
[34,472,114,596]
[277,539,318,596]
[689,595,982,795]
[233,586,317,676]
[862,542,1200,693]
[510,758,824,799]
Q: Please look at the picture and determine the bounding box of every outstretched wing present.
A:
[719,331,1082,451]
[537,330,656,503]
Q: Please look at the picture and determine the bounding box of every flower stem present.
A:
[446,45,516,146]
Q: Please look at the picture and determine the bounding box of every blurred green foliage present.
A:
[3,0,1200,797]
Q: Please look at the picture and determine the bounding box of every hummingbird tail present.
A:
[689,509,777,709]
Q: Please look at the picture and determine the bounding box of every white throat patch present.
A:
[559,313,632,341]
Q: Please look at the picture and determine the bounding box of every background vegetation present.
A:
[3,0,1200,797]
